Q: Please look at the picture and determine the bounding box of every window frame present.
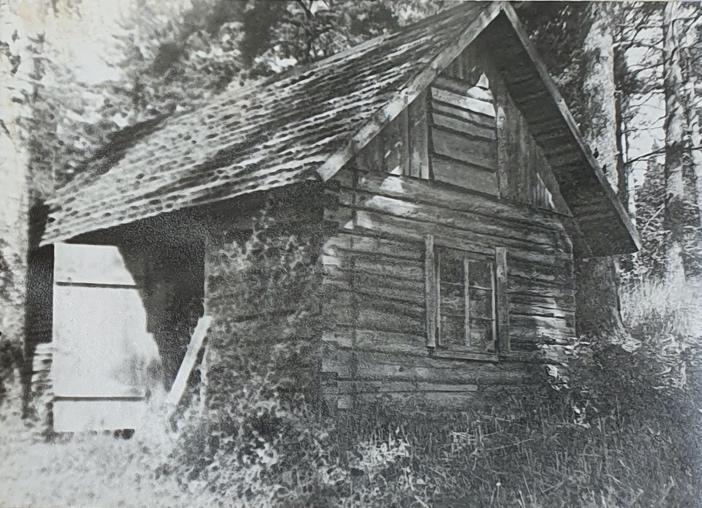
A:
[424,235,509,361]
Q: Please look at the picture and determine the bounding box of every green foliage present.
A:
[628,159,702,281]
[205,201,323,409]
[17,0,448,189]
[2,241,701,507]
[519,3,590,126]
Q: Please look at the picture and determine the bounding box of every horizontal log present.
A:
[327,281,425,308]
[322,347,533,384]
[322,251,425,282]
[431,100,496,130]
[322,232,423,261]
[337,182,560,247]
[431,155,497,195]
[348,171,567,231]
[336,380,481,395]
[340,188,557,249]
[432,111,496,141]
[431,86,496,118]
[322,328,426,351]
[352,391,486,411]
[326,307,425,338]
[511,314,575,332]
[431,127,497,170]
[353,208,568,264]
[433,75,494,103]
[509,302,572,320]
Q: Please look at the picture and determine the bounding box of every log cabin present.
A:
[30,1,639,431]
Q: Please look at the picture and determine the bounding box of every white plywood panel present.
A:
[54,243,143,285]
[53,399,148,432]
[52,285,158,398]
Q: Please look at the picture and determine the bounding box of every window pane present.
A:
[468,260,492,288]
[441,315,465,347]
[469,287,492,319]
[469,319,495,352]
[436,248,497,353]
[440,250,463,283]
[439,250,465,346]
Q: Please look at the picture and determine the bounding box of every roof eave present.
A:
[497,3,640,256]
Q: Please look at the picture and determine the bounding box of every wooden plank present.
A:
[431,349,498,363]
[351,172,568,228]
[327,349,534,385]
[432,156,498,196]
[353,209,566,265]
[165,315,212,417]
[340,188,557,248]
[52,284,154,398]
[431,86,496,118]
[432,111,496,141]
[495,247,510,354]
[431,126,497,170]
[434,75,494,103]
[464,257,471,347]
[322,328,426,353]
[54,243,142,286]
[336,380,481,395]
[482,56,520,201]
[399,108,410,176]
[365,133,385,173]
[425,234,437,348]
[382,115,402,175]
[432,100,496,129]
[323,233,423,261]
[327,277,425,307]
[408,91,429,178]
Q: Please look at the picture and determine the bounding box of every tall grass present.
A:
[1,276,700,507]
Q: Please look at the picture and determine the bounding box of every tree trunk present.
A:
[574,2,627,340]
[662,1,690,281]
[683,8,702,274]
[0,4,31,351]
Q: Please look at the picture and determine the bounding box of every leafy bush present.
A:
[2,208,699,507]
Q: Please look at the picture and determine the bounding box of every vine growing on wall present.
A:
[204,196,324,418]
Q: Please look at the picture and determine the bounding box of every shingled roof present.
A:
[42,2,639,256]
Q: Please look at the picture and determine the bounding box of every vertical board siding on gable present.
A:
[321,167,575,411]
[352,95,429,178]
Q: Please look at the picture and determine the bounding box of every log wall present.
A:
[321,167,576,412]
[320,43,579,411]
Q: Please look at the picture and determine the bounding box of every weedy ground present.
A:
[1,277,700,507]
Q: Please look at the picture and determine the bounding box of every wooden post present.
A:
[464,257,471,348]
[494,248,509,354]
[424,234,437,348]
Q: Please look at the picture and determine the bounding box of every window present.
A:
[424,235,509,359]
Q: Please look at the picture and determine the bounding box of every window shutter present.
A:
[424,234,437,348]
[495,247,510,353]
